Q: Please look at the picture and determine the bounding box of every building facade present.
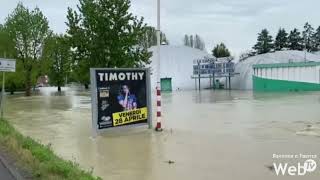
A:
[253,62,320,91]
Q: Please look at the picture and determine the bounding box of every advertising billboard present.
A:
[0,58,16,72]
[90,68,152,134]
[193,62,235,75]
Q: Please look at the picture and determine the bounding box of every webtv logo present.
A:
[273,159,317,176]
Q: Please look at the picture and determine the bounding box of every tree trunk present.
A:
[58,86,61,92]
[25,70,32,96]
[84,84,89,89]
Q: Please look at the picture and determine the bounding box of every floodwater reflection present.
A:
[4,87,320,180]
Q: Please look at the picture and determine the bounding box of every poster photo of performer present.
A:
[117,85,137,111]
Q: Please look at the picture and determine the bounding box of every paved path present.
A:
[0,159,15,180]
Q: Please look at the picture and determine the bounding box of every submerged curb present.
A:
[0,153,25,180]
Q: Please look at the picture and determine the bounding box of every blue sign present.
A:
[193,62,234,75]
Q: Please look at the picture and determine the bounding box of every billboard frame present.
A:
[0,58,16,119]
[0,58,16,72]
[90,68,153,136]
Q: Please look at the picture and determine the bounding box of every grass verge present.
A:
[0,119,101,180]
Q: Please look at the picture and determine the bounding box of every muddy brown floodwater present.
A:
[4,87,320,180]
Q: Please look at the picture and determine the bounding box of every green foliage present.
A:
[288,28,304,51]
[314,26,320,51]
[302,22,315,52]
[0,26,25,94]
[184,34,205,50]
[70,60,90,88]
[42,34,71,91]
[275,28,288,51]
[66,0,152,87]
[0,119,101,180]
[2,61,25,94]
[0,25,15,58]
[253,29,274,54]
[189,35,194,48]
[212,43,231,58]
[183,34,190,47]
[4,2,50,96]
[194,34,205,50]
[140,26,168,48]
[253,23,320,54]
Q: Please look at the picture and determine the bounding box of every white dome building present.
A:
[149,45,213,90]
[232,50,320,90]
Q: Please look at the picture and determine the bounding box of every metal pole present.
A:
[228,73,231,90]
[225,76,227,89]
[198,62,201,90]
[155,0,162,131]
[195,77,197,90]
[1,72,5,119]
[146,68,153,129]
[212,60,215,90]
[304,50,307,62]
[90,69,98,138]
[304,36,307,62]
[1,51,6,119]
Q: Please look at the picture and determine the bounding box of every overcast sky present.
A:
[1,0,320,56]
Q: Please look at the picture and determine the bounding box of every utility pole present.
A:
[1,52,6,119]
[1,71,4,119]
[212,60,215,90]
[304,36,307,62]
[198,61,201,90]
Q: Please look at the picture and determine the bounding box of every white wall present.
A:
[232,51,320,90]
[149,46,214,90]
[254,65,320,84]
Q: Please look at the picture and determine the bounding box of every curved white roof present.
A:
[232,50,320,90]
[149,45,213,90]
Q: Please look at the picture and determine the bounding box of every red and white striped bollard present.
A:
[155,83,163,131]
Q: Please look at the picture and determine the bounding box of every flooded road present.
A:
[4,88,320,180]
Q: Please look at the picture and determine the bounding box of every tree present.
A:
[302,22,315,52]
[313,26,320,51]
[66,0,151,88]
[184,34,205,50]
[189,35,194,48]
[5,3,50,96]
[274,28,288,51]
[288,28,303,50]
[140,26,168,48]
[0,25,15,58]
[0,25,25,94]
[194,34,205,51]
[212,43,231,58]
[43,34,71,92]
[183,34,190,46]
[253,29,274,54]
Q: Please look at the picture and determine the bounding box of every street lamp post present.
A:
[155,0,163,131]
[304,36,307,62]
